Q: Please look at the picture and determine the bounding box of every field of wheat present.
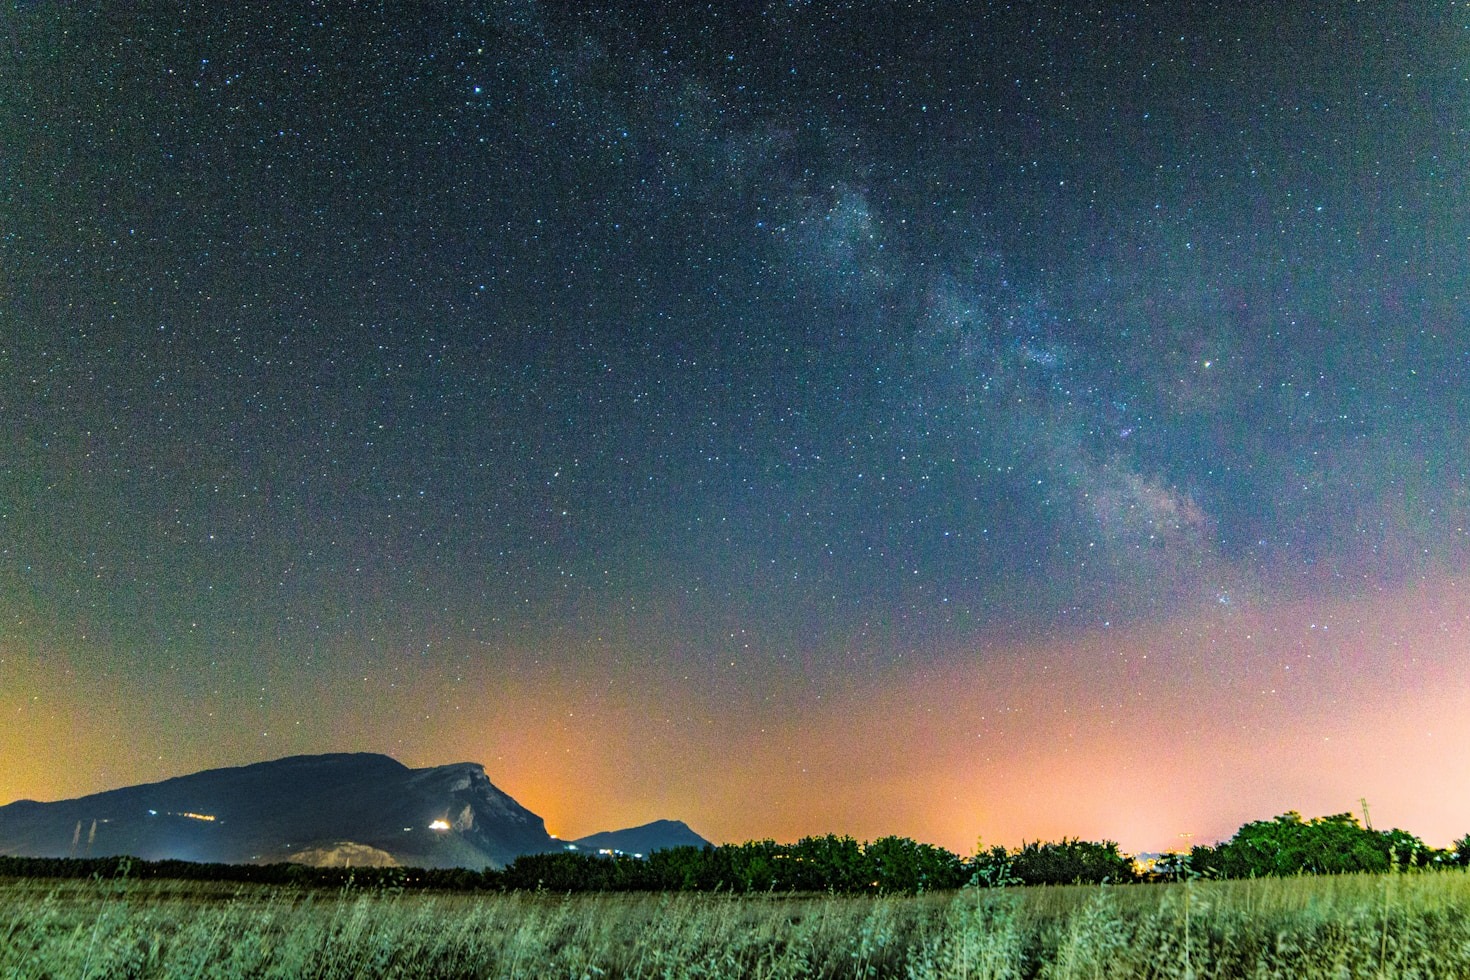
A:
[3,869,1469,978]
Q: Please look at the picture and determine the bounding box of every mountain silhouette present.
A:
[570,819,712,855]
[0,753,558,869]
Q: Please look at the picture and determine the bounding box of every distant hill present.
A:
[571,819,711,856]
[0,753,558,869]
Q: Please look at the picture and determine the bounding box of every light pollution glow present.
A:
[5,575,1468,856]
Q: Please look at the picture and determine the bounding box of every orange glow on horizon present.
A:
[3,576,1469,857]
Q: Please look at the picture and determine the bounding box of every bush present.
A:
[491,836,968,894]
[1005,838,1137,886]
[866,835,967,893]
[1187,811,1434,878]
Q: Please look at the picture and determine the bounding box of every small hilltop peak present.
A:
[571,819,712,855]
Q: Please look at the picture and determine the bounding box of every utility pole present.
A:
[1359,797,1372,831]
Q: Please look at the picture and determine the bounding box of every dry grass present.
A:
[3,870,1468,977]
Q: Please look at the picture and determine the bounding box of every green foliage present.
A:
[866,835,964,894]
[783,834,868,891]
[967,845,1023,888]
[1455,834,1470,867]
[906,894,1027,980]
[9,872,1470,978]
[643,844,724,890]
[1187,811,1436,878]
[3,811,1464,898]
[489,836,969,894]
[0,854,496,891]
[1381,827,1434,869]
[969,839,1137,887]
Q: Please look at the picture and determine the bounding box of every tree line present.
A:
[1184,812,1468,878]
[2,813,1466,894]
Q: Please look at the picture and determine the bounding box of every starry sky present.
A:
[4,1,1470,855]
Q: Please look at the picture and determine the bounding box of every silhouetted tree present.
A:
[1001,838,1137,886]
[1188,812,1430,878]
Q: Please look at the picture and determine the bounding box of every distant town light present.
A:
[147,808,215,821]
[429,819,451,831]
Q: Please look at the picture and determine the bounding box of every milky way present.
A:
[3,2,1468,851]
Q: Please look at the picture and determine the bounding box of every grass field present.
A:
[3,870,1469,978]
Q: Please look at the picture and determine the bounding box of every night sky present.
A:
[4,1,1469,855]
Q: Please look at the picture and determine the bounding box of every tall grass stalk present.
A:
[2,869,1467,977]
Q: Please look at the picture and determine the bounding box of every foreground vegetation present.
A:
[4,813,1468,976]
[8,811,1464,897]
[4,869,1470,978]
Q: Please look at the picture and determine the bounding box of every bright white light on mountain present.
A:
[429,819,451,831]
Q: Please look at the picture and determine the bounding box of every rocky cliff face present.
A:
[289,841,400,868]
[0,753,559,870]
[396,762,556,868]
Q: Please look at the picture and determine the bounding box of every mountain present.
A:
[570,819,711,856]
[0,753,559,869]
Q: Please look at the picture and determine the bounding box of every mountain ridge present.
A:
[571,819,712,855]
[0,753,702,870]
